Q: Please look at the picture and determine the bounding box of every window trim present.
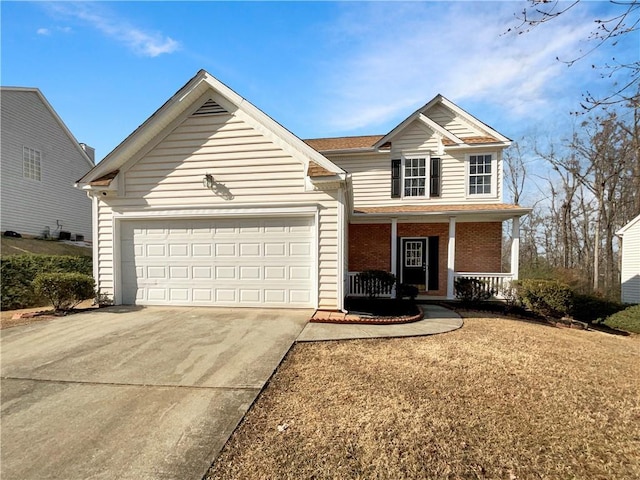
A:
[465,152,497,198]
[402,155,429,198]
[23,146,42,182]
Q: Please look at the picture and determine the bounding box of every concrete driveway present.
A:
[1,306,310,480]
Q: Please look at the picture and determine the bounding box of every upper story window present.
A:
[391,156,441,198]
[404,157,426,196]
[23,147,41,181]
[468,153,494,195]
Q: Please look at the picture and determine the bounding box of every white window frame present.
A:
[23,146,42,181]
[401,155,429,198]
[466,152,497,198]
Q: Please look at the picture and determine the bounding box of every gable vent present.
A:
[192,99,228,116]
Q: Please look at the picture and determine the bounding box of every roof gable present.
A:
[374,94,510,149]
[77,70,343,185]
[1,87,94,169]
[617,213,640,235]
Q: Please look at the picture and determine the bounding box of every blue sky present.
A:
[2,1,638,162]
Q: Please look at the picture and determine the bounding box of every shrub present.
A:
[602,305,640,334]
[1,254,92,310]
[32,273,95,312]
[517,279,572,319]
[500,282,522,311]
[356,270,396,299]
[454,277,493,305]
[570,293,625,323]
[397,283,419,300]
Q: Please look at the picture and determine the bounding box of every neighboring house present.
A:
[76,70,530,310]
[1,87,94,239]
[617,214,640,304]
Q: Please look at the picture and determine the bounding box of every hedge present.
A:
[602,304,640,334]
[1,254,92,310]
[516,279,573,319]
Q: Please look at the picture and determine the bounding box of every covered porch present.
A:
[346,205,530,300]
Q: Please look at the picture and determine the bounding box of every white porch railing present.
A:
[453,272,514,299]
[347,272,393,297]
[347,271,514,299]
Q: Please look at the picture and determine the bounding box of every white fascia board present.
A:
[215,78,344,175]
[417,114,463,144]
[373,111,422,148]
[616,213,640,235]
[437,96,511,143]
[112,204,320,219]
[79,70,343,185]
[444,142,509,151]
[78,71,211,184]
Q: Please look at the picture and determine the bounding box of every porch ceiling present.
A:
[352,203,531,222]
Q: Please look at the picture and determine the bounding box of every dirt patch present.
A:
[207,315,640,480]
[1,299,97,329]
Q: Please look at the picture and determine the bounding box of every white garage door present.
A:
[120,217,315,307]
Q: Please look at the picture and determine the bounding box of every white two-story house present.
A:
[76,70,529,310]
[1,87,94,239]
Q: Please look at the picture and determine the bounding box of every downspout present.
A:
[90,192,100,297]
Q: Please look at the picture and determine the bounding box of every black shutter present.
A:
[428,236,439,290]
[391,159,401,198]
[430,157,441,197]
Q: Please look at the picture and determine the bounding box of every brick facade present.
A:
[348,223,391,271]
[455,222,503,272]
[349,221,503,297]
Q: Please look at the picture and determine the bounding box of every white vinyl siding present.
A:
[0,89,92,238]
[428,104,478,138]
[330,128,504,207]
[96,109,340,309]
[620,217,640,304]
[23,147,41,181]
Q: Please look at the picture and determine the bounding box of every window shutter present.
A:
[391,159,401,198]
[430,157,441,197]
[428,236,439,290]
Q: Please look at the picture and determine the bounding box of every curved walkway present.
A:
[297,304,463,342]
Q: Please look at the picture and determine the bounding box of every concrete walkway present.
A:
[297,304,463,341]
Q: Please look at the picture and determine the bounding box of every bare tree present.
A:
[509,0,640,110]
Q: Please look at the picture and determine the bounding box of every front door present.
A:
[401,238,427,286]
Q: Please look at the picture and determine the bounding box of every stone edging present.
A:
[311,307,424,325]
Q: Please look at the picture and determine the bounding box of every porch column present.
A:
[447,216,456,299]
[390,218,398,298]
[390,218,398,276]
[510,216,520,280]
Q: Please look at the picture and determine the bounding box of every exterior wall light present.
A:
[203,173,215,188]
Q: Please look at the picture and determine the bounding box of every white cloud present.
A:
[36,28,51,35]
[44,3,179,57]
[320,2,597,133]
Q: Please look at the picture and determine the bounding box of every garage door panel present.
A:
[120,217,314,307]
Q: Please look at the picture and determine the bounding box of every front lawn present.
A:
[207,313,639,480]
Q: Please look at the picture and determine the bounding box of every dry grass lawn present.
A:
[1,236,91,257]
[207,313,639,480]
